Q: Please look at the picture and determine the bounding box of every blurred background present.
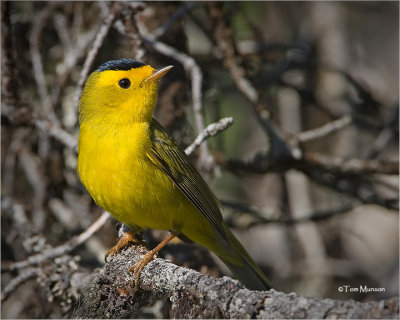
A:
[1,1,398,318]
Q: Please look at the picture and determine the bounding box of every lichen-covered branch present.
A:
[73,245,399,319]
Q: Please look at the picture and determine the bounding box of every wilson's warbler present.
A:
[77,58,271,290]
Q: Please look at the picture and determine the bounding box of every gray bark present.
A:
[72,245,399,319]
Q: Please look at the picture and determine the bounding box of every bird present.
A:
[77,58,271,291]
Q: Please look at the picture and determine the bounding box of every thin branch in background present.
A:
[1,108,78,151]
[3,129,30,195]
[114,4,217,170]
[205,2,295,162]
[35,119,77,151]
[18,147,47,231]
[299,165,399,210]
[30,2,59,121]
[302,152,399,175]
[372,175,400,194]
[222,148,398,177]
[279,80,340,120]
[222,199,358,228]
[2,211,109,272]
[53,12,72,49]
[48,198,80,231]
[74,2,124,107]
[222,151,398,210]
[1,267,42,302]
[279,73,331,294]
[52,8,99,109]
[152,2,198,39]
[185,117,234,156]
[341,69,382,119]
[2,197,33,242]
[1,2,19,107]
[140,35,214,169]
[366,105,399,159]
[295,115,352,143]
[206,4,257,104]
[29,3,61,160]
[119,3,146,60]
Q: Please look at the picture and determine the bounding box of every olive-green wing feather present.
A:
[147,119,227,239]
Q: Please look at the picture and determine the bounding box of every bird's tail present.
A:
[216,226,272,291]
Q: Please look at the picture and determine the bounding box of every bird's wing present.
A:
[146,119,226,239]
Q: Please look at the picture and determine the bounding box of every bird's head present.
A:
[79,59,172,127]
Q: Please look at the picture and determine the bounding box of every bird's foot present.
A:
[129,249,158,291]
[105,230,145,262]
[128,232,178,290]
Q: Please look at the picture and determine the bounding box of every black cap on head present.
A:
[97,59,146,72]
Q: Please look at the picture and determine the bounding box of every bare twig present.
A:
[2,103,78,151]
[48,198,80,230]
[222,151,398,210]
[30,2,59,119]
[1,196,32,241]
[280,83,331,294]
[223,152,398,176]
[1,267,42,302]
[35,119,77,150]
[53,13,72,49]
[118,3,146,60]
[296,115,352,143]
[29,3,62,160]
[1,2,19,107]
[205,2,295,162]
[366,105,399,159]
[222,200,358,228]
[185,117,234,156]
[152,2,198,39]
[206,4,257,105]
[2,211,109,272]
[18,147,47,231]
[74,2,124,106]
[140,36,214,169]
[52,9,99,109]
[302,152,399,175]
[299,165,399,210]
[3,129,30,195]
[115,3,217,169]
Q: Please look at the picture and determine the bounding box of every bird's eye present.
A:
[118,78,131,89]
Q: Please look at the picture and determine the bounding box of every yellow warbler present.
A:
[77,58,271,290]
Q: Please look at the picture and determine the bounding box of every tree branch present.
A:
[2,211,109,272]
[74,2,124,106]
[205,2,295,162]
[184,117,234,156]
[295,115,352,143]
[221,200,359,228]
[1,108,78,151]
[73,245,399,318]
[140,35,214,169]
[302,152,399,176]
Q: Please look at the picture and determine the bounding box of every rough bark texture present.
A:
[72,245,399,319]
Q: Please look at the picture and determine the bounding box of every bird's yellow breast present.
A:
[77,122,187,231]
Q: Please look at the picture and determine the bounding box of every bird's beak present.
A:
[142,65,173,85]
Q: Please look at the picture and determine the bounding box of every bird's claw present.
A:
[104,231,142,262]
[129,250,157,291]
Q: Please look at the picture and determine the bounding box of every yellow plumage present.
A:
[78,58,271,290]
